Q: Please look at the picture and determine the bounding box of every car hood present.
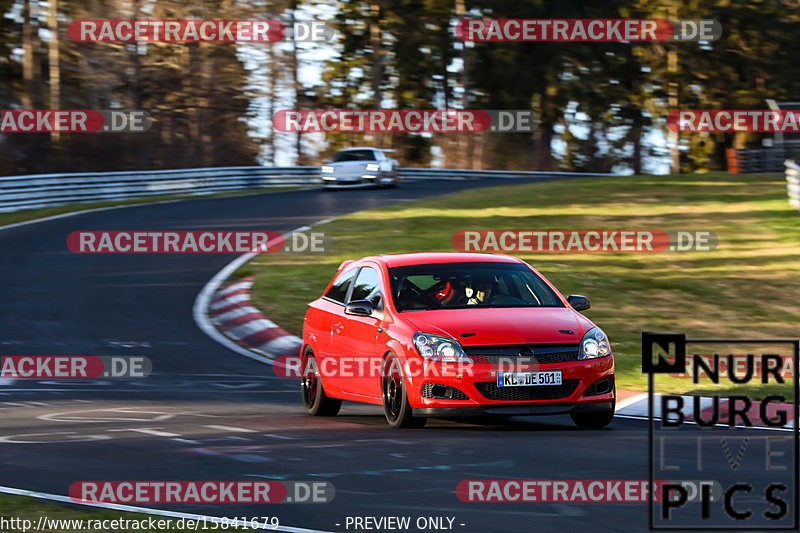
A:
[400,307,593,346]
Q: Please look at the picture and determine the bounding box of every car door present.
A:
[312,267,357,395]
[335,265,385,400]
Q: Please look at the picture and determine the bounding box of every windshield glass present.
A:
[388,262,564,311]
[333,149,377,162]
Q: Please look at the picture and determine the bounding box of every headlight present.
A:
[321,165,334,173]
[413,333,472,363]
[579,327,611,360]
[365,163,380,172]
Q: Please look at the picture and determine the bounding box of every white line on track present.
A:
[204,425,256,433]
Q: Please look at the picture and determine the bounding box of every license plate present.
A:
[496,371,562,387]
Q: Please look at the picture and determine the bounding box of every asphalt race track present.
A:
[0,179,792,532]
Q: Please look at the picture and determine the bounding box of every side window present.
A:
[324,268,356,304]
[349,267,382,307]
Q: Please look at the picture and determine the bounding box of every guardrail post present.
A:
[786,160,800,212]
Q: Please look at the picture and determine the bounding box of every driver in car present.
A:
[466,276,493,305]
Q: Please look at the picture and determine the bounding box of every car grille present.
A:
[421,382,470,400]
[464,344,580,366]
[474,379,580,401]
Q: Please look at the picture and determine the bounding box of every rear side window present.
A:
[350,267,382,307]
[324,268,356,303]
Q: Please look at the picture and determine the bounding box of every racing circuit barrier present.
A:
[0,166,614,213]
[786,160,800,211]
[727,141,800,173]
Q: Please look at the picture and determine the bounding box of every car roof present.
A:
[353,252,524,269]
[336,147,380,152]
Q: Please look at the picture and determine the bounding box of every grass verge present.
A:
[242,172,800,397]
[0,494,218,532]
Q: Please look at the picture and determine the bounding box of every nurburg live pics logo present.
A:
[643,332,799,530]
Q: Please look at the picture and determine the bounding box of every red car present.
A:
[301,252,615,428]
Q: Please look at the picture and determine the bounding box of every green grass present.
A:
[241,172,800,398]
[0,495,214,531]
[0,186,303,228]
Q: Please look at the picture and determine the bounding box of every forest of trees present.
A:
[1,0,799,176]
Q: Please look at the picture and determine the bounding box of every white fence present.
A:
[786,160,800,211]
[0,166,614,213]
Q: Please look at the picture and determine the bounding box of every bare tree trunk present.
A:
[200,49,214,166]
[668,7,679,174]
[441,21,450,167]
[22,0,39,108]
[632,110,643,174]
[131,0,143,110]
[289,3,303,165]
[48,0,61,143]
[455,0,469,168]
[370,1,383,147]
[267,42,277,165]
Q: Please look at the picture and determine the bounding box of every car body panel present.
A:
[302,252,615,417]
[401,307,590,346]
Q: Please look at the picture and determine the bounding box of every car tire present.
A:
[301,348,341,416]
[381,353,426,429]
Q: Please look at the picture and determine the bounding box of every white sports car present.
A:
[320,147,399,188]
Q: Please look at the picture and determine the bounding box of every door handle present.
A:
[377,327,384,333]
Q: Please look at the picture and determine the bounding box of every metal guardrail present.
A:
[0,166,615,213]
[786,160,800,211]
[729,141,800,173]
[0,166,319,212]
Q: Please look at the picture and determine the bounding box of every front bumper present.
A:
[405,356,615,415]
[322,172,394,186]
[413,401,613,418]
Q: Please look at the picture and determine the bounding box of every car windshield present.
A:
[388,262,564,311]
[333,150,377,162]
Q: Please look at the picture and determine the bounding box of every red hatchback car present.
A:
[301,252,615,428]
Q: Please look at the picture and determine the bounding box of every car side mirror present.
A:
[345,300,376,317]
[567,295,591,311]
